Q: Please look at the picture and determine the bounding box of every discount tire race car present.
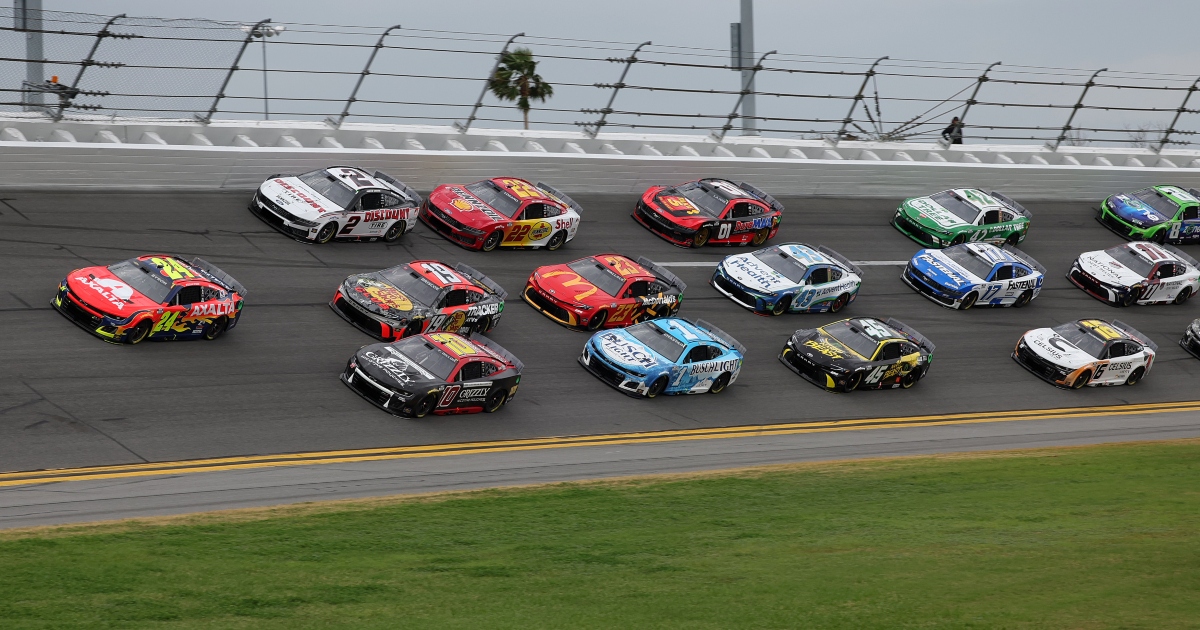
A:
[342,332,523,417]
[52,255,247,344]
[902,242,1045,309]
[331,260,507,340]
[1067,241,1200,307]
[1096,185,1200,243]
[250,166,422,243]
[711,242,863,315]
[1179,318,1200,359]
[420,177,582,251]
[892,188,1030,248]
[1013,319,1157,389]
[523,254,686,331]
[779,317,935,392]
[633,178,783,248]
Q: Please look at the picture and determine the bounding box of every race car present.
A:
[342,331,523,417]
[52,254,247,344]
[892,188,1031,248]
[711,242,863,315]
[1066,241,1200,307]
[331,260,507,341]
[1096,185,1200,243]
[1013,319,1157,389]
[633,178,783,248]
[523,254,686,331]
[579,317,746,398]
[902,242,1046,309]
[779,317,935,392]
[1179,318,1200,359]
[250,166,422,243]
[420,177,582,251]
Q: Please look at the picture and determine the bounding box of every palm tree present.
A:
[488,47,554,130]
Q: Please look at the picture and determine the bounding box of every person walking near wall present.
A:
[942,117,964,144]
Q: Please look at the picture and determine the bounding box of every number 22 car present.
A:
[250,166,422,243]
[1013,319,1157,388]
[421,177,582,252]
[780,317,935,392]
[633,178,783,248]
[523,254,686,331]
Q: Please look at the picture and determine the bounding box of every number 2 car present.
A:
[1067,241,1200,307]
[633,178,783,248]
[1013,319,1156,388]
[779,317,935,392]
[523,254,686,331]
[711,242,863,315]
[420,177,582,252]
[902,242,1046,309]
[1096,185,1200,244]
[892,188,1030,248]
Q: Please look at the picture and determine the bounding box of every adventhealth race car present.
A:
[1013,319,1157,389]
[250,166,422,243]
[331,260,507,341]
[1067,241,1200,307]
[1179,318,1200,359]
[779,317,935,392]
[420,177,582,251]
[342,332,523,417]
[711,243,863,315]
[524,254,686,331]
[1096,185,1200,243]
[52,255,247,344]
[892,188,1031,248]
[902,242,1046,309]
[579,317,746,398]
[633,178,783,248]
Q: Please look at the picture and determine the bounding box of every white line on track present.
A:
[657,260,909,267]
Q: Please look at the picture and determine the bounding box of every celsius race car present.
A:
[1013,319,1157,388]
[331,260,507,340]
[1067,241,1200,307]
[903,242,1046,309]
[1179,318,1200,359]
[711,242,863,315]
[420,177,582,251]
[1096,185,1200,243]
[892,188,1030,248]
[523,254,686,331]
[250,166,422,243]
[633,178,783,248]
[53,255,247,344]
[579,317,746,398]
[780,317,935,392]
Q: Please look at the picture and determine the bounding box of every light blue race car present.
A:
[711,242,864,315]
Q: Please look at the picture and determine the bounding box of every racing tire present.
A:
[950,234,967,246]
[1120,290,1139,307]
[1013,290,1033,308]
[770,296,792,316]
[403,319,424,338]
[585,310,608,331]
[830,293,850,314]
[1174,287,1192,305]
[751,228,770,246]
[646,375,668,398]
[1125,367,1145,386]
[315,222,338,244]
[413,393,438,418]
[546,230,567,251]
[844,372,863,393]
[900,371,918,389]
[126,319,151,345]
[472,315,492,334]
[483,389,507,413]
[1004,233,1021,247]
[383,220,407,243]
[692,226,711,248]
[960,292,978,310]
[203,316,227,341]
[1152,229,1167,244]
[481,231,503,252]
[1070,369,1092,390]
[709,372,731,394]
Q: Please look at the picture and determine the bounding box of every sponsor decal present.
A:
[77,276,134,311]
[919,254,967,285]
[363,208,403,222]
[361,347,432,384]
[448,186,506,222]
[451,198,472,211]
[274,178,327,213]
[600,255,644,277]
[354,278,413,312]
[541,270,598,301]
[803,338,846,360]
[598,332,658,368]
[795,280,858,309]
[1009,278,1037,291]
[640,295,678,307]
[1033,336,1067,360]
[660,195,699,214]
[428,332,477,357]
[467,302,501,317]
[908,197,966,228]
[187,301,236,318]
[727,255,788,290]
[688,358,740,376]
[733,216,774,232]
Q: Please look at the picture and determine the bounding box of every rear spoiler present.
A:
[1164,244,1200,270]
[990,191,1031,218]
[738,181,785,214]
[687,318,748,356]
[816,245,864,277]
[373,170,424,207]
[470,332,524,372]
[636,256,687,293]
[455,263,508,300]
[1112,319,1158,352]
[886,317,936,355]
[190,258,248,297]
[1188,188,1200,200]
[1002,244,1047,275]
[536,182,584,215]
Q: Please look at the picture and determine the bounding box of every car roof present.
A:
[137,255,216,287]
[698,178,758,202]
[1119,242,1180,265]
[487,177,559,204]
[824,317,906,342]
[407,260,478,290]
[324,166,386,191]
[776,243,831,267]
[589,254,655,281]
[952,188,1004,210]
[652,318,718,347]
[1073,319,1135,343]
[1155,185,1200,205]
[959,242,1021,266]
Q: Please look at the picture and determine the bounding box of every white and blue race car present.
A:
[710,243,864,315]
[902,242,1045,310]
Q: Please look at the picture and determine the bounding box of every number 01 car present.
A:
[250,166,422,243]
[633,178,783,248]
[1013,319,1156,388]
[780,317,935,392]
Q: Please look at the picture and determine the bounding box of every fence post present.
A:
[197,18,271,124]
[53,13,126,121]
[938,60,1000,148]
[1047,67,1106,151]
[711,50,775,143]
[1155,75,1200,153]
[326,24,402,129]
[582,40,651,138]
[16,0,45,111]
[454,32,523,133]
[833,55,888,144]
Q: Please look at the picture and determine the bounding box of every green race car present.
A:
[892,189,1031,248]
[1096,185,1200,244]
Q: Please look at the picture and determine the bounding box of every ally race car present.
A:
[1096,185,1200,243]
[420,177,582,251]
[633,178,783,248]
[1067,241,1200,307]
[892,188,1031,248]
[523,254,686,331]
[779,317,935,392]
[1179,318,1200,359]
[902,242,1046,309]
[1013,319,1157,389]
[711,242,863,315]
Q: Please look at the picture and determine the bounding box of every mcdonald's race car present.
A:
[331,260,507,341]
[420,177,582,251]
[1096,185,1200,243]
[633,178,783,248]
[1179,318,1200,359]
[1067,241,1200,307]
[52,255,247,344]
[523,254,686,331]
[711,242,863,315]
[250,166,422,243]
[1013,319,1157,389]
[342,332,523,417]
[903,242,1045,309]
[892,188,1031,248]
[779,317,935,392]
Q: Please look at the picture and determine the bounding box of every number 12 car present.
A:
[633,178,783,248]
[421,177,582,251]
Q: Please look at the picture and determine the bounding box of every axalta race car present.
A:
[779,317,935,392]
[579,317,746,398]
[892,188,1031,248]
[420,177,582,251]
[711,242,863,315]
[524,254,686,331]
[331,260,507,341]
[250,166,423,243]
[1179,318,1200,359]
[633,178,783,248]
[342,332,522,417]
[1067,241,1200,307]
[903,242,1046,309]
[1096,185,1200,243]
[1013,319,1157,389]
[52,255,247,344]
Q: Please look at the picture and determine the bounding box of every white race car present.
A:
[1013,318,1157,389]
[1067,241,1200,306]
[710,243,863,315]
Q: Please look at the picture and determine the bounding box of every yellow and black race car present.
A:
[779,317,935,392]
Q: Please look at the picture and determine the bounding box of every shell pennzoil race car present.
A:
[331,260,507,341]
[779,317,935,392]
[342,332,523,417]
[250,166,422,243]
[1096,185,1200,243]
[420,177,582,251]
[711,242,863,315]
[1013,319,1157,389]
[892,188,1031,248]
[579,317,746,398]
[1067,241,1200,307]
[52,255,247,344]
[633,178,783,248]
[902,242,1046,310]
[523,254,686,331]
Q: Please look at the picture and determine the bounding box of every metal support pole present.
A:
[54,13,125,121]
[261,36,269,120]
[738,0,757,135]
[198,18,271,124]
[834,56,888,144]
[583,40,651,138]
[327,24,402,129]
[712,50,776,143]
[16,0,45,111]
[937,60,1002,148]
[1048,67,1106,151]
[1155,75,1200,153]
[454,32,523,133]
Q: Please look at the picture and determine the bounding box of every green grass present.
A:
[2,441,1199,629]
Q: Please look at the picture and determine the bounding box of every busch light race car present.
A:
[1067,242,1200,307]
[892,188,1031,248]
[579,317,746,398]
[342,332,523,417]
[633,178,783,248]
[250,166,422,243]
[53,254,246,344]
[779,317,935,392]
[1013,319,1157,389]
[331,260,507,341]
[1179,318,1200,359]
[524,254,686,331]
[421,177,582,251]
[902,242,1046,309]
[711,243,863,315]
[1096,185,1200,243]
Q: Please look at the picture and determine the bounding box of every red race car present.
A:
[523,253,687,331]
[420,177,583,252]
[633,178,784,248]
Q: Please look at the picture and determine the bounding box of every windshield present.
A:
[378,265,441,306]
[674,181,728,218]
[298,170,356,209]
[755,247,808,283]
[1104,245,1155,277]
[626,321,687,362]
[465,181,521,218]
[943,246,997,279]
[823,321,883,359]
[1051,322,1106,359]
[568,258,625,297]
[1129,188,1179,219]
[930,191,980,223]
[107,259,173,304]
[390,337,458,381]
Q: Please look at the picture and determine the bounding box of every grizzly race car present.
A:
[250,166,422,243]
[420,177,582,251]
[633,178,783,248]
[779,317,935,392]
[1013,319,1157,388]
[523,254,686,331]
[1067,241,1200,307]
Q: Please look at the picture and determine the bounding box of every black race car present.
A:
[1180,318,1200,359]
[779,317,935,392]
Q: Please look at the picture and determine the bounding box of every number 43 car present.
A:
[421,177,582,251]
[1067,241,1200,307]
[892,188,1030,248]
[711,242,863,315]
[1096,185,1200,243]
[780,317,935,392]
[523,254,686,331]
[633,178,783,248]
[1013,319,1157,389]
[903,242,1046,309]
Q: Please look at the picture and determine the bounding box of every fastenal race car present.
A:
[892,188,1031,248]
[1013,319,1157,389]
[1067,241,1200,307]
[331,260,507,341]
[711,243,863,315]
[52,255,247,344]
[250,166,423,243]
[579,317,746,398]
[524,254,686,331]
[1179,318,1200,359]
[779,317,935,392]
[420,177,582,251]
[1096,185,1200,243]
[902,242,1046,309]
[633,178,783,248]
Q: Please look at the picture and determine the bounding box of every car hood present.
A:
[901,196,971,231]
[1076,250,1144,287]
[1022,328,1094,370]
[344,274,423,318]
[911,250,980,290]
[652,191,711,227]
[720,252,798,294]
[591,329,665,371]
[430,185,511,228]
[67,266,162,316]
[260,177,345,220]
[1108,194,1169,227]
[531,264,610,305]
[354,343,439,388]
[790,329,863,368]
